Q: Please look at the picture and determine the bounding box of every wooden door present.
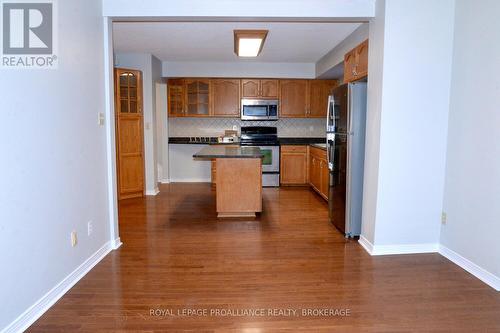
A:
[280,80,308,118]
[241,79,260,98]
[355,39,369,78]
[344,49,356,83]
[308,80,337,118]
[280,146,307,185]
[115,68,145,200]
[260,79,279,98]
[211,79,240,117]
[167,79,185,117]
[186,79,210,116]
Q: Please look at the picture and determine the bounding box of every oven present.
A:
[252,145,280,187]
[241,99,279,121]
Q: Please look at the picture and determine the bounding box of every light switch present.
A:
[98,112,105,126]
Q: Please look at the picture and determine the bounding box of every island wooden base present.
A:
[215,158,262,218]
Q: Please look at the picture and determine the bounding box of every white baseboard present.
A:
[358,236,374,254]
[358,236,438,255]
[145,188,160,196]
[111,237,122,250]
[160,179,170,184]
[439,245,500,291]
[2,241,113,333]
[169,178,211,183]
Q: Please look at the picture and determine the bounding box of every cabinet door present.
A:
[260,79,279,98]
[167,79,185,117]
[344,50,356,83]
[355,39,369,78]
[280,80,308,118]
[280,146,307,185]
[186,79,210,116]
[211,79,240,117]
[309,155,319,190]
[308,80,337,118]
[241,79,260,98]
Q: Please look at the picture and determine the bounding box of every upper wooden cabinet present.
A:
[186,79,211,116]
[344,39,369,83]
[241,79,278,99]
[168,77,336,118]
[167,79,186,117]
[211,79,240,117]
[280,79,337,118]
[308,80,338,118]
[280,80,309,118]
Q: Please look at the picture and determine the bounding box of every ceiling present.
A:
[113,22,361,63]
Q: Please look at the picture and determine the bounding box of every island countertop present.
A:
[193,146,263,159]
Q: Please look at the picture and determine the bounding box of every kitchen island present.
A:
[193,146,263,218]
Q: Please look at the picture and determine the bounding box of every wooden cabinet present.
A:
[308,80,338,118]
[114,68,145,200]
[211,79,240,117]
[280,145,308,185]
[241,79,278,98]
[279,80,309,117]
[186,79,211,116]
[168,77,336,118]
[309,146,328,200]
[167,79,186,117]
[344,39,369,83]
[280,79,337,118]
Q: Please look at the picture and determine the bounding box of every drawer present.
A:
[281,145,307,153]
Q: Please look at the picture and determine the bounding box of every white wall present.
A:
[114,53,161,194]
[316,23,369,79]
[0,0,111,330]
[169,144,212,182]
[441,0,500,281]
[156,82,169,183]
[103,0,375,19]
[361,0,455,248]
[163,61,315,78]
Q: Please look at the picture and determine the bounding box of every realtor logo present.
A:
[1,1,57,68]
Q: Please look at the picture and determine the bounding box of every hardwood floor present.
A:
[29,184,500,332]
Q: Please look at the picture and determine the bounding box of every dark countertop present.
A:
[278,137,326,145]
[170,137,326,145]
[310,143,327,150]
[193,146,263,159]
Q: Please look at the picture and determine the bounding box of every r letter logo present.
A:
[1,1,57,69]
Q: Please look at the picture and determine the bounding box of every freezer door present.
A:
[328,84,348,134]
[328,133,348,234]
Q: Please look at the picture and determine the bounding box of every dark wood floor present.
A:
[29,184,500,332]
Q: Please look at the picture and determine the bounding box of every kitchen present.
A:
[113,22,369,235]
[9,1,500,331]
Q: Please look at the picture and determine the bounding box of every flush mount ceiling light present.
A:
[234,30,268,57]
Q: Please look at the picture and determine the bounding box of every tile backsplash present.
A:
[169,118,326,137]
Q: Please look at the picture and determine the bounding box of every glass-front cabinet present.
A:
[186,79,211,116]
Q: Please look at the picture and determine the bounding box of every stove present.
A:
[240,127,280,187]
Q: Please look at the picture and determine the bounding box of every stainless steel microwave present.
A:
[241,99,279,121]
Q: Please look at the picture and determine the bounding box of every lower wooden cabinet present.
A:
[309,146,329,200]
[280,145,329,201]
[280,145,308,185]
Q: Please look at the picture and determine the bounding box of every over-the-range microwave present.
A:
[241,99,279,121]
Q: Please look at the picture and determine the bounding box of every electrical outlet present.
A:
[71,231,78,247]
[441,212,447,225]
[87,221,93,236]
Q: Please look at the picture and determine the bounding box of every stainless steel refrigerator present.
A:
[326,82,367,237]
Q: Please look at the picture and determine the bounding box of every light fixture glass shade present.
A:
[234,30,268,57]
[238,38,263,57]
